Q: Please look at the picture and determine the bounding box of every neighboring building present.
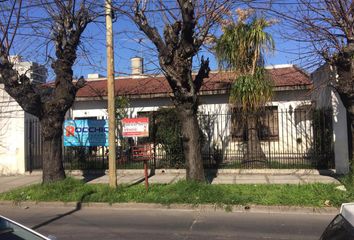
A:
[312,64,350,174]
[9,55,47,84]
[0,56,47,175]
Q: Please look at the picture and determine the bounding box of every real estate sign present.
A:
[63,119,108,146]
[122,117,149,137]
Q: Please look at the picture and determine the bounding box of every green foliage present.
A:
[0,178,91,202]
[229,68,273,112]
[216,22,252,72]
[215,15,274,114]
[0,178,349,207]
[215,16,274,74]
[216,15,275,160]
[115,96,130,147]
[310,108,334,168]
[340,172,354,198]
[115,96,130,121]
[151,108,185,168]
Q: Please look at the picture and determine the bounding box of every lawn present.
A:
[0,178,351,208]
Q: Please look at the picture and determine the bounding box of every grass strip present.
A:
[0,178,350,207]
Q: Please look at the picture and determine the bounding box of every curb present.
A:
[0,201,339,215]
[19,169,336,177]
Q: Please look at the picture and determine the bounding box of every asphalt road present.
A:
[0,205,335,240]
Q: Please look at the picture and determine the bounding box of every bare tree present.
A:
[0,0,94,183]
[255,0,354,163]
[116,0,234,181]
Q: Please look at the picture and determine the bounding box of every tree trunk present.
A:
[177,104,205,182]
[243,114,267,167]
[41,116,66,183]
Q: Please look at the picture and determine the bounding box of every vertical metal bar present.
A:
[281,109,285,167]
[321,109,325,167]
[152,112,156,170]
[277,110,280,168]
[25,119,29,171]
[34,119,37,169]
[29,120,33,171]
[267,109,271,167]
[144,160,149,191]
[295,110,299,167]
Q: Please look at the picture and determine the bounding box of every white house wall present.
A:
[72,97,173,119]
[71,90,314,164]
[0,84,26,175]
[198,93,313,163]
[272,95,314,161]
[312,64,349,174]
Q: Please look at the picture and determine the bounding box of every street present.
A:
[0,205,335,240]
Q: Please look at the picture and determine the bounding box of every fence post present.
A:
[152,112,156,171]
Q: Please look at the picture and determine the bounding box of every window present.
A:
[259,106,279,140]
[231,106,279,141]
[294,104,313,125]
[231,108,246,141]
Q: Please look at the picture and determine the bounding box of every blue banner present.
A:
[63,120,109,147]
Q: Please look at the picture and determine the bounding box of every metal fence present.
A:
[149,108,334,169]
[198,108,334,169]
[62,146,154,170]
[25,108,334,171]
[25,118,42,171]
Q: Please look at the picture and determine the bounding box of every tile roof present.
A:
[76,66,311,98]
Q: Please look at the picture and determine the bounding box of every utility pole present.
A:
[105,0,117,188]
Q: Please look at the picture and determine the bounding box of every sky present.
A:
[9,0,315,81]
[69,1,312,80]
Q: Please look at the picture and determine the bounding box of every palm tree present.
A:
[215,14,275,166]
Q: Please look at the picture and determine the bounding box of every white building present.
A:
[0,56,46,175]
[311,64,350,174]
[70,60,324,169]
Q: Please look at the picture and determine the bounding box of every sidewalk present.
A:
[85,169,341,185]
[0,169,341,194]
[0,174,42,193]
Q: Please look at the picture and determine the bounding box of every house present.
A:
[0,56,47,175]
[1,57,348,174]
[68,58,333,170]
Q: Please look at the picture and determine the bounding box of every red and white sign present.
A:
[122,117,149,137]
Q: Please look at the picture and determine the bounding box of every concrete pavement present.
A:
[0,174,42,193]
[0,169,341,194]
[85,169,341,185]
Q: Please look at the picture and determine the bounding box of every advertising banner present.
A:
[63,119,108,146]
[122,117,149,137]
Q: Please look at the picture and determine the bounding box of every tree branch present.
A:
[0,54,42,116]
[177,0,196,57]
[194,56,210,92]
[133,1,166,54]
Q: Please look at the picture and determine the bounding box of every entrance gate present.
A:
[25,119,42,171]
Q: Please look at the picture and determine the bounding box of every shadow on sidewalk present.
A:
[205,169,218,184]
[81,170,106,183]
[127,167,155,187]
